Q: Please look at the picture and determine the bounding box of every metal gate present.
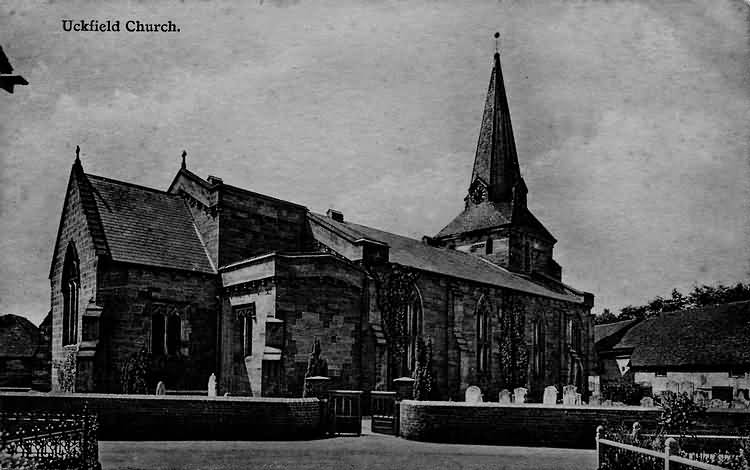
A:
[330,390,362,435]
[370,391,397,435]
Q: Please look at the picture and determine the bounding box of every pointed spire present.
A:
[75,145,81,163]
[470,35,523,203]
[181,150,187,169]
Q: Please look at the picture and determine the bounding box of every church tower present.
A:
[433,48,562,281]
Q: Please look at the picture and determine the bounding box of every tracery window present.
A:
[476,298,491,374]
[531,319,544,376]
[405,293,423,375]
[61,244,80,346]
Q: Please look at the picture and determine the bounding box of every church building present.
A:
[49,51,595,401]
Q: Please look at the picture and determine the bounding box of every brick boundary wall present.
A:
[0,392,322,440]
[398,401,750,449]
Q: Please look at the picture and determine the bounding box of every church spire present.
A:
[470,37,523,204]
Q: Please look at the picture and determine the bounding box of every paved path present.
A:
[100,422,596,470]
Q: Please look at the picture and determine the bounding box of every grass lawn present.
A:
[100,421,596,470]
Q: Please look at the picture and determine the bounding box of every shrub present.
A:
[655,391,706,435]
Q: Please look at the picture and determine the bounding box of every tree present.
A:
[595,282,750,325]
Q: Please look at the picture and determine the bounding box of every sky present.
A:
[1,0,749,326]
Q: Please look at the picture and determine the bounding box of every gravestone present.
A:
[543,386,558,405]
[208,373,217,397]
[640,396,654,407]
[601,399,613,407]
[513,387,528,404]
[562,385,577,405]
[588,394,601,406]
[679,381,695,396]
[498,389,512,404]
[709,398,727,409]
[612,401,626,407]
[574,392,582,405]
[465,385,482,403]
[155,381,166,395]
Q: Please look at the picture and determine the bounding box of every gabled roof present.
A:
[594,319,639,344]
[615,301,750,368]
[0,314,39,357]
[86,173,215,273]
[309,213,585,304]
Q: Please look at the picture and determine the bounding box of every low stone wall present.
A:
[0,392,321,440]
[399,401,750,449]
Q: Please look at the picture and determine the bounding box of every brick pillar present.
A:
[393,377,415,401]
[304,376,330,399]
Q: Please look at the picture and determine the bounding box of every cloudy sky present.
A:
[2,0,749,326]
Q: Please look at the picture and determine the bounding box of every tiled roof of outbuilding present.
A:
[309,213,585,304]
[86,174,215,273]
[615,301,750,368]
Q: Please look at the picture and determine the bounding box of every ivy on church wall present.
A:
[369,264,420,356]
[496,294,528,390]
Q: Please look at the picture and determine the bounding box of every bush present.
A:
[655,391,706,435]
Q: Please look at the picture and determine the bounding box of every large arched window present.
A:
[405,292,423,375]
[166,315,181,355]
[61,244,80,346]
[476,298,491,374]
[531,319,545,377]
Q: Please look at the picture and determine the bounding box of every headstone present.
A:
[612,401,626,407]
[640,396,654,407]
[665,380,680,394]
[588,394,601,406]
[498,389,512,404]
[208,373,217,397]
[155,381,166,395]
[543,386,558,405]
[679,381,695,396]
[563,385,577,405]
[574,393,582,405]
[709,398,727,409]
[465,385,482,403]
[513,387,528,404]
[601,399,612,407]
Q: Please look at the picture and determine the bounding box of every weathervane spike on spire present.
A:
[181,150,187,169]
[494,32,500,54]
[75,145,80,163]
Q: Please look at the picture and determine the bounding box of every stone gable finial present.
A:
[181,150,187,169]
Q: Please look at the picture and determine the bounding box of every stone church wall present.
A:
[218,188,311,267]
[50,172,100,391]
[96,263,219,393]
[275,256,366,396]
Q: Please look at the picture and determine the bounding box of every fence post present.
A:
[595,425,604,469]
[664,437,678,470]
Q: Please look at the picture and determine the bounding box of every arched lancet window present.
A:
[61,244,80,346]
[531,319,545,377]
[476,298,491,374]
[405,291,423,375]
[151,314,165,356]
[166,315,181,355]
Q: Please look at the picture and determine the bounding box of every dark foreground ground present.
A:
[100,420,595,470]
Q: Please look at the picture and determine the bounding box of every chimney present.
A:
[326,208,344,222]
[207,175,223,186]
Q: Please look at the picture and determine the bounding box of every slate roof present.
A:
[614,301,750,368]
[86,174,215,273]
[0,314,39,357]
[309,213,584,304]
[435,201,512,238]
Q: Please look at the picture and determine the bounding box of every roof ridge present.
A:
[87,173,175,196]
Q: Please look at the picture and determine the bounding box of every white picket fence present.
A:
[595,426,733,470]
